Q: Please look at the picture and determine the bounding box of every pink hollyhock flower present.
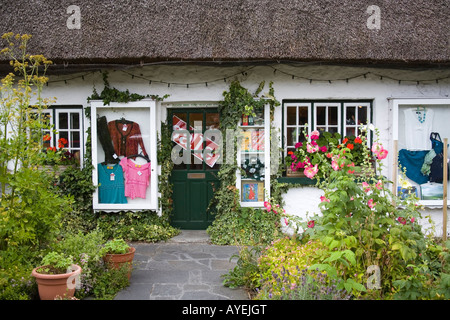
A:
[290,162,297,171]
[320,146,328,152]
[320,195,330,202]
[368,198,376,209]
[377,148,388,160]
[411,217,415,223]
[306,143,319,153]
[307,220,315,228]
[371,143,381,154]
[296,161,305,169]
[304,164,319,179]
[295,142,303,148]
[332,160,340,171]
[376,180,383,190]
[264,201,272,212]
[284,218,289,226]
[397,217,406,225]
[362,182,370,192]
[310,130,320,140]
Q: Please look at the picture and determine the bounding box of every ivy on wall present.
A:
[206,80,285,245]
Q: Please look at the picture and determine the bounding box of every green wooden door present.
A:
[169,109,221,229]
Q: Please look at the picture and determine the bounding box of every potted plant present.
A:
[101,239,136,280]
[31,251,82,300]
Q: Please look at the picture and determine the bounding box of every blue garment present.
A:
[98,163,127,204]
[398,149,429,185]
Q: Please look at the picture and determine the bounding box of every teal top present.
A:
[98,163,127,204]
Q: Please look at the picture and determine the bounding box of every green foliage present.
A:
[0,167,73,249]
[157,121,176,226]
[39,251,74,274]
[207,80,281,246]
[92,264,129,300]
[96,211,179,242]
[257,267,351,300]
[207,206,280,245]
[101,239,130,255]
[222,246,263,291]
[88,72,169,105]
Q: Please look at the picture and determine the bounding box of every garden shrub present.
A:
[256,237,330,297]
[96,211,179,242]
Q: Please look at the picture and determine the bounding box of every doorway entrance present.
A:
[169,108,221,229]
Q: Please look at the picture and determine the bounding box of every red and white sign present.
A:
[172,115,220,167]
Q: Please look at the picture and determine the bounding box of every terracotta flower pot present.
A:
[103,247,136,280]
[31,264,82,300]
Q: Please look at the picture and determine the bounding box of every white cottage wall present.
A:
[40,64,450,236]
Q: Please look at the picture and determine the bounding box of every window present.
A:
[42,106,84,164]
[283,100,372,156]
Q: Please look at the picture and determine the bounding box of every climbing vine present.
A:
[88,72,169,105]
[206,80,283,245]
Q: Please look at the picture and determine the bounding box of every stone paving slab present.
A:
[114,232,250,300]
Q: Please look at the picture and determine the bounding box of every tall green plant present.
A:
[0,33,73,249]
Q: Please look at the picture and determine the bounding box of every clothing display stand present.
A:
[443,138,448,241]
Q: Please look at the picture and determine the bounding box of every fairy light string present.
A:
[45,64,450,87]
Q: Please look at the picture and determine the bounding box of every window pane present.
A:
[286,107,296,125]
[71,131,80,148]
[316,107,326,125]
[286,127,296,146]
[358,106,368,125]
[298,106,308,125]
[70,113,80,129]
[328,107,338,125]
[346,127,356,137]
[59,131,69,145]
[189,113,203,131]
[328,127,339,134]
[205,113,219,130]
[346,106,356,125]
[59,113,68,129]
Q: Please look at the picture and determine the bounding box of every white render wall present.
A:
[41,64,450,237]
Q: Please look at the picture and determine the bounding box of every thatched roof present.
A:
[0,0,449,71]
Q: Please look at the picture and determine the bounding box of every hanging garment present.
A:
[108,120,148,158]
[421,149,436,176]
[97,163,127,204]
[97,116,119,163]
[398,149,429,184]
[120,157,151,199]
[403,108,434,150]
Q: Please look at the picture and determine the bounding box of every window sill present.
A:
[277,176,318,185]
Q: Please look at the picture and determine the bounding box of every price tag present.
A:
[122,124,128,131]
[110,173,115,181]
[137,171,142,176]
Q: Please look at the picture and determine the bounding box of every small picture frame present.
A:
[241,181,264,202]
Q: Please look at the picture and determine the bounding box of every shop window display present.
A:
[395,102,450,204]
[90,101,158,211]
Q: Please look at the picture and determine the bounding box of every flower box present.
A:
[286,168,306,177]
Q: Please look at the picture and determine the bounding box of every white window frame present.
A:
[54,108,84,162]
[283,102,312,151]
[313,102,341,135]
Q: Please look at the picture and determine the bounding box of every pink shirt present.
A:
[120,158,151,199]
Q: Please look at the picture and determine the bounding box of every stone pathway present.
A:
[114,231,249,300]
